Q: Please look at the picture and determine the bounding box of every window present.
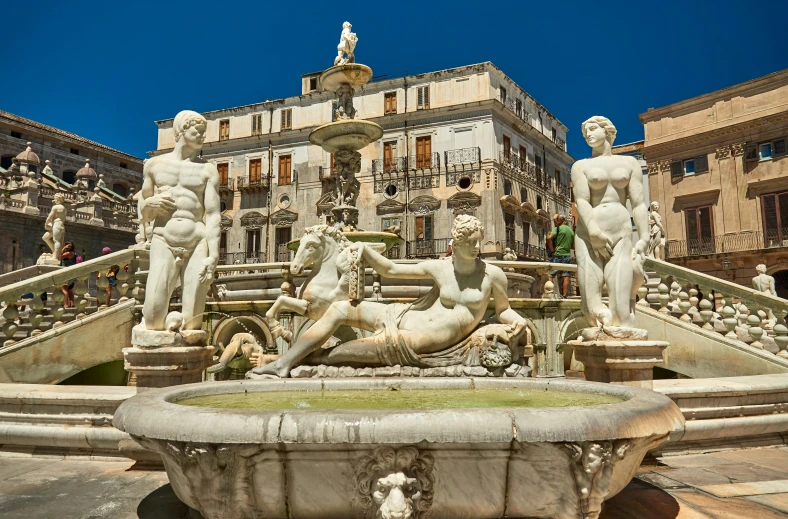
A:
[383,141,397,171]
[685,205,714,254]
[112,183,129,197]
[252,114,263,136]
[217,163,229,187]
[775,138,787,157]
[536,195,543,210]
[275,227,292,262]
[760,143,773,160]
[554,168,561,186]
[417,86,429,110]
[381,217,399,231]
[515,99,522,117]
[762,191,788,247]
[220,231,227,251]
[249,158,262,184]
[520,187,528,202]
[218,119,230,141]
[384,92,397,115]
[10,131,21,139]
[246,229,261,258]
[62,170,77,184]
[503,135,511,161]
[278,154,292,185]
[519,146,527,166]
[309,77,318,91]
[414,215,433,258]
[281,109,292,130]
[552,128,557,142]
[499,87,507,104]
[120,162,128,169]
[504,179,512,196]
[684,159,695,175]
[1,155,12,170]
[504,213,515,246]
[70,148,79,155]
[415,136,432,168]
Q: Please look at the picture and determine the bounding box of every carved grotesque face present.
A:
[373,472,421,519]
[583,122,607,149]
[292,233,322,275]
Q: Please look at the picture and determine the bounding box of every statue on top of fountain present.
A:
[572,116,649,336]
[334,21,358,66]
[252,214,529,378]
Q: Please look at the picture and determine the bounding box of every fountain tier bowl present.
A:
[114,378,683,519]
[309,119,383,153]
[288,230,403,252]
[320,63,374,91]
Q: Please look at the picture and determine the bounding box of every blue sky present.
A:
[1,0,786,159]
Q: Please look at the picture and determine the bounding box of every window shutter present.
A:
[417,87,424,108]
[670,161,683,178]
[774,138,787,157]
[745,145,758,162]
[699,207,713,239]
[686,209,699,241]
[695,154,709,173]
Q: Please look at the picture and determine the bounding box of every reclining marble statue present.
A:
[252,215,528,378]
[571,116,649,332]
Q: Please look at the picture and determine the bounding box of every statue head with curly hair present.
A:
[173,110,207,148]
[581,116,617,151]
[451,215,484,260]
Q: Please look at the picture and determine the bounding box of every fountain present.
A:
[113,24,684,519]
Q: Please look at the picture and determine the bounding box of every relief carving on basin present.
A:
[114,378,683,519]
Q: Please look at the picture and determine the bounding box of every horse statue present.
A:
[266,225,355,342]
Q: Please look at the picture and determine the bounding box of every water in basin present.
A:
[178,388,623,411]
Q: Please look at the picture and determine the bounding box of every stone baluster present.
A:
[699,291,715,330]
[116,268,130,302]
[636,285,648,307]
[74,276,90,317]
[28,296,45,335]
[669,280,681,310]
[49,286,65,326]
[96,273,109,309]
[721,301,738,339]
[774,311,788,359]
[677,288,691,322]
[2,304,19,346]
[132,278,145,304]
[688,285,701,326]
[747,304,765,349]
[657,283,670,314]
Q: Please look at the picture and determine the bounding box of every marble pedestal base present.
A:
[36,255,60,266]
[568,327,667,390]
[123,325,216,388]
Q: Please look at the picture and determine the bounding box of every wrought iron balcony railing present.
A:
[406,238,452,259]
[502,98,531,125]
[236,175,269,190]
[372,157,408,174]
[445,147,480,166]
[554,136,566,151]
[665,230,788,259]
[505,240,551,261]
[409,152,440,170]
[218,177,234,191]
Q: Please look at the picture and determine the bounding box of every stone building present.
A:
[612,140,649,243]
[151,62,573,263]
[641,68,788,295]
[0,112,143,273]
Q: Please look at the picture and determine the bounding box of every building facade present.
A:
[151,62,574,264]
[0,113,143,273]
[641,69,788,295]
[611,140,649,243]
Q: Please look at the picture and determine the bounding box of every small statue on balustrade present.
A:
[334,21,358,66]
[647,201,665,260]
[37,193,67,265]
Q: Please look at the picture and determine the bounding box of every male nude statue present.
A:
[138,110,221,331]
[334,21,358,66]
[42,193,67,261]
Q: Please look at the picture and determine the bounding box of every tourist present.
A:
[99,247,120,307]
[446,239,453,257]
[546,214,574,298]
[60,241,77,308]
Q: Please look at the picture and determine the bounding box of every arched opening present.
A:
[112,183,129,197]
[1,155,13,170]
[773,270,788,299]
[58,360,128,386]
[62,170,77,184]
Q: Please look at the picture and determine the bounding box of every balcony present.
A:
[445,147,480,167]
[372,157,408,174]
[409,152,440,171]
[554,136,566,151]
[276,244,293,262]
[665,230,788,260]
[406,238,451,259]
[501,98,531,126]
[236,175,269,191]
[505,240,551,261]
[218,177,234,192]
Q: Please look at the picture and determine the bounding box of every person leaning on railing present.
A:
[60,241,77,308]
[96,247,121,308]
[547,214,575,298]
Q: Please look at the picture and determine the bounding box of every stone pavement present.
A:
[0,448,787,518]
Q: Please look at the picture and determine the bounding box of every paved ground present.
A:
[1,448,788,518]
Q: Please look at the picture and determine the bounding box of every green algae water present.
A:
[177,388,622,411]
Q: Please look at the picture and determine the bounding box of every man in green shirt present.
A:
[547,214,575,297]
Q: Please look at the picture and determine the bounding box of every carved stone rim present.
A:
[114,378,684,446]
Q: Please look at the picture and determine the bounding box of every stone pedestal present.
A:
[123,325,216,388]
[568,327,668,390]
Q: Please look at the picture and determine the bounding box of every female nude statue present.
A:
[252,215,526,378]
[572,116,649,329]
[41,193,67,262]
[648,201,665,260]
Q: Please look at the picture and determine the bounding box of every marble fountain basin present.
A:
[309,119,383,153]
[113,378,683,519]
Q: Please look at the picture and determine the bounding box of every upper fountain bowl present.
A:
[309,119,383,153]
[320,63,373,92]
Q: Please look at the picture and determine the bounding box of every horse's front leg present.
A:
[266,296,309,343]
